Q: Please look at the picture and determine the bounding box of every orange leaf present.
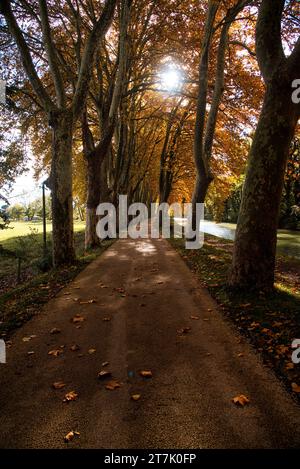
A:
[48,349,62,357]
[64,430,80,443]
[71,315,85,324]
[139,370,152,378]
[63,391,78,402]
[52,382,66,390]
[232,394,250,406]
[98,370,112,380]
[105,380,121,390]
[291,383,300,393]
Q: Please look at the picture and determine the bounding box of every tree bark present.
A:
[229,78,299,289]
[49,109,75,266]
[229,0,300,290]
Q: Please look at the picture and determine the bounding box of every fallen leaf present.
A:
[22,337,31,342]
[139,370,152,378]
[27,351,35,356]
[102,317,111,322]
[52,382,66,390]
[286,363,295,370]
[190,315,199,320]
[64,430,80,443]
[50,328,61,335]
[177,327,191,335]
[88,348,96,355]
[63,391,78,402]
[71,315,85,324]
[105,380,121,390]
[70,344,80,351]
[48,349,62,357]
[232,394,250,406]
[239,303,251,308]
[237,353,244,357]
[131,394,141,401]
[98,370,112,379]
[101,361,109,367]
[79,299,97,305]
[291,383,300,393]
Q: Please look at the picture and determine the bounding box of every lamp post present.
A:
[42,180,47,260]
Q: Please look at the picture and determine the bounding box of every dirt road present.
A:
[0,238,299,448]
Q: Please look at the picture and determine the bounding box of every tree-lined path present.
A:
[1,239,300,449]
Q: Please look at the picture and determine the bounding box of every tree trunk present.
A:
[50,109,75,266]
[229,78,299,290]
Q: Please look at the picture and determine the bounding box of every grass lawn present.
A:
[170,235,300,401]
[0,220,85,241]
[0,220,113,338]
[0,221,86,293]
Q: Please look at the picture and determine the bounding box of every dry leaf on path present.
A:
[63,391,78,402]
[71,315,85,324]
[105,380,121,390]
[286,363,295,370]
[232,395,250,406]
[52,382,66,390]
[102,361,109,367]
[64,430,80,442]
[88,348,96,355]
[48,349,62,357]
[98,370,112,380]
[190,316,199,320]
[50,328,61,335]
[131,394,141,401]
[79,299,97,305]
[102,317,111,322]
[70,344,80,351]
[291,383,300,393]
[177,327,191,335]
[22,335,36,342]
[139,370,152,378]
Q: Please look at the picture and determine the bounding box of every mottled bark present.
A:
[229,81,299,290]
[229,0,300,290]
[49,110,75,266]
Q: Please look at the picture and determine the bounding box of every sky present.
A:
[2,167,43,208]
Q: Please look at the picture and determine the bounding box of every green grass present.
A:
[169,235,300,400]
[0,221,86,289]
[0,220,85,241]
[0,221,114,338]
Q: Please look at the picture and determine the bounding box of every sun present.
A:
[160,66,183,92]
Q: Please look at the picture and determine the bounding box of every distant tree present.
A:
[0,136,26,189]
[7,203,24,220]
